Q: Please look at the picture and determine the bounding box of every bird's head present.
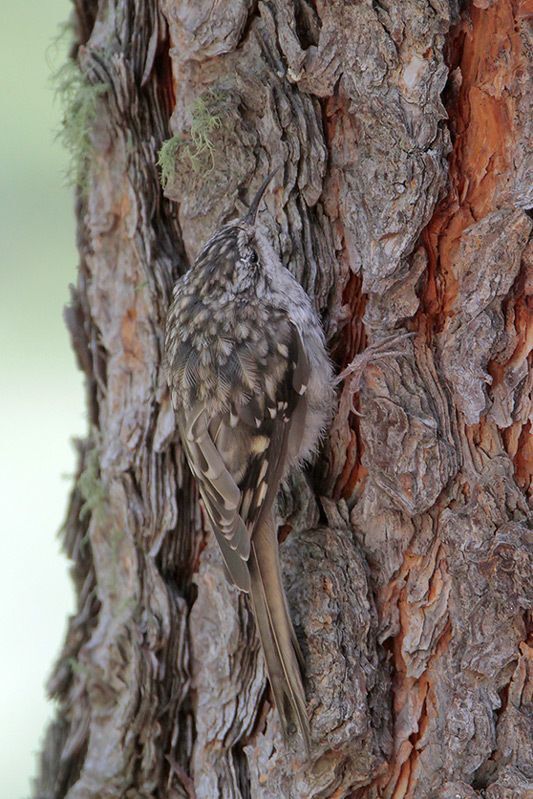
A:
[194,171,278,280]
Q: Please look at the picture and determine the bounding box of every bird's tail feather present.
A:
[249,519,311,753]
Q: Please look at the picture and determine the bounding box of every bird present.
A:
[164,171,334,750]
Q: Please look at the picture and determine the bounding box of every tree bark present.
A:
[36,1,532,798]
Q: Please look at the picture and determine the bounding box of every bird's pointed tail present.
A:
[249,518,311,753]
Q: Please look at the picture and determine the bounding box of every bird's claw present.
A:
[334,330,415,392]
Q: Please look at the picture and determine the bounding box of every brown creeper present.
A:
[164,173,334,749]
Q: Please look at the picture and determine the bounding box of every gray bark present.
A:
[36,1,532,798]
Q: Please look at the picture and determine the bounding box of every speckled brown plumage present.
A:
[164,175,334,750]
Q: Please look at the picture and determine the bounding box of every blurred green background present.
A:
[0,1,83,796]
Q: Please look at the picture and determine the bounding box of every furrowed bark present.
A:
[35,2,531,798]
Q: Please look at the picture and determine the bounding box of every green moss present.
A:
[157,91,224,188]
[78,444,107,523]
[46,18,74,69]
[185,93,223,171]
[157,135,182,190]
[53,58,108,188]
[67,656,91,678]
[77,445,137,610]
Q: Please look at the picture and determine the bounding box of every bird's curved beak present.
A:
[242,168,279,224]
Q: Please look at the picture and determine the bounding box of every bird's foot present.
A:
[334,331,415,414]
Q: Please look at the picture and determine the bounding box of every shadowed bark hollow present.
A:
[36,1,532,798]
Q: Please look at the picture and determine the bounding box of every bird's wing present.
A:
[176,323,310,592]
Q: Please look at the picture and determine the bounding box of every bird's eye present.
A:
[250,249,258,263]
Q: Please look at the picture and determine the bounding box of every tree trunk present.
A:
[36,1,531,798]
